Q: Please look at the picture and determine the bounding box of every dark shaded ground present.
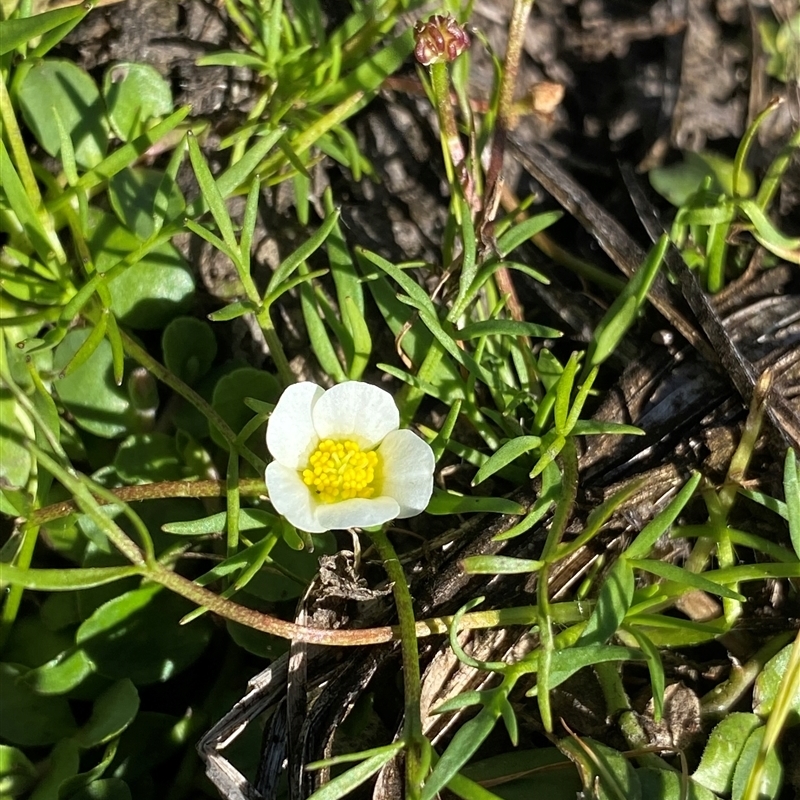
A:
[55,1,800,797]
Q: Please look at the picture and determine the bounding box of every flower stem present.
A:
[484,0,535,215]
[430,60,464,181]
[29,478,267,525]
[369,526,426,798]
[256,305,295,387]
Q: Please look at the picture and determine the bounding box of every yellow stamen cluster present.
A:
[302,439,379,504]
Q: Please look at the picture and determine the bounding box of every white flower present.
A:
[265,381,435,533]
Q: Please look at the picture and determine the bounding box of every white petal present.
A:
[266,382,324,469]
[265,462,326,534]
[378,429,435,518]
[315,496,400,530]
[311,381,399,449]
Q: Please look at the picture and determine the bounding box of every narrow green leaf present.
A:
[355,249,435,316]
[196,51,267,69]
[422,709,498,800]
[342,295,371,380]
[472,435,540,486]
[426,489,525,516]
[59,316,107,378]
[569,420,644,437]
[207,299,259,322]
[162,508,277,535]
[579,558,635,646]
[784,449,800,560]
[587,234,668,369]
[631,559,746,600]
[239,176,261,273]
[261,268,328,307]
[457,319,561,340]
[306,745,404,800]
[0,3,90,56]
[456,192,477,310]
[152,136,187,234]
[70,106,192,196]
[306,742,405,771]
[499,696,519,746]
[184,127,284,219]
[300,282,347,382]
[564,366,598,431]
[738,488,788,520]
[625,627,666,721]
[554,353,579,433]
[187,134,239,252]
[704,562,800,583]
[461,555,544,574]
[494,461,560,541]
[0,563,143,591]
[432,691,486,715]
[183,221,240,268]
[105,312,125,386]
[739,199,800,251]
[529,432,566,480]
[0,140,55,263]
[267,209,340,292]
[496,211,563,257]
[626,472,702,559]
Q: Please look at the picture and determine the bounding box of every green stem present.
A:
[226,451,241,570]
[732,97,782,198]
[536,438,577,732]
[370,526,425,798]
[256,305,295,386]
[30,444,146,566]
[755,121,800,210]
[429,60,464,180]
[397,339,445,426]
[701,631,793,717]
[484,0,535,203]
[0,524,39,649]
[120,329,265,472]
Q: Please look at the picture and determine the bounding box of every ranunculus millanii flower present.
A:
[265,381,435,533]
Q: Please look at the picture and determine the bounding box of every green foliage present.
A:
[1,2,797,799]
[649,107,799,291]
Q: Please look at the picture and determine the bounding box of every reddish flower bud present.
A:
[413,15,470,66]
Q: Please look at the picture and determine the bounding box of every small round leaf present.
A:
[76,585,212,685]
[108,168,185,241]
[0,744,37,797]
[0,663,76,746]
[18,59,109,169]
[210,367,280,449]
[0,389,31,489]
[162,317,217,385]
[103,62,173,142]
[54,329,135,439]
[113,433,184,484]
[70,778,132,800]
[89,215,194,329]
[74,679,140,748]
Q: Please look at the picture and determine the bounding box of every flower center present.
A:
[302,439,379,504]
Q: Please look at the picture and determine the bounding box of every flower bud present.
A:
[413,15,470,66]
